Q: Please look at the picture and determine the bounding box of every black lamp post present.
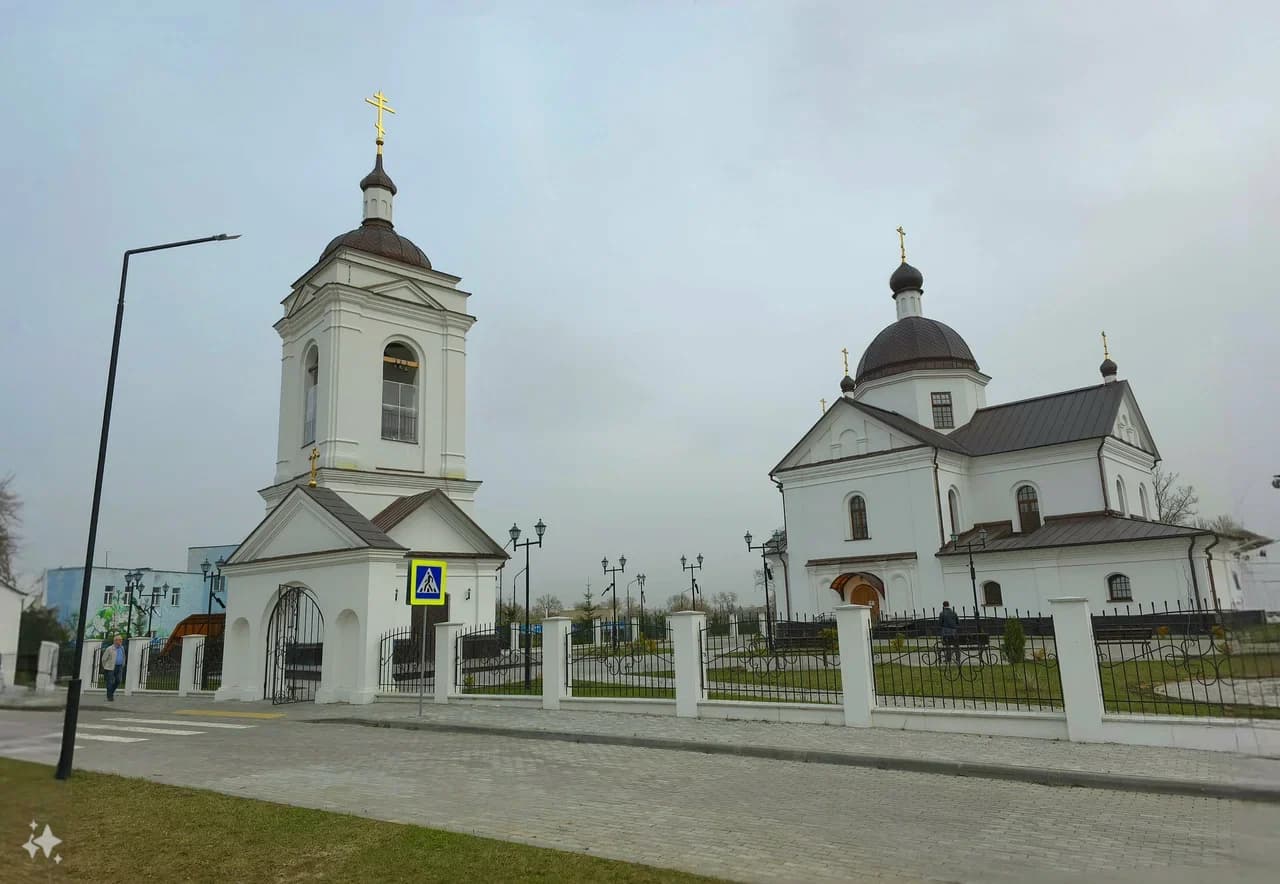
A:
[201,556,227,622]
[951,528,989,633]
[602,556,626,648]
[680,554,703,609]
[122,569,146,641]
[509,519,547,690]
[139,583,169,638]
[635,573,647,639]
[55,232,241,782]
[624,573,645,641]
[745,532,775,645]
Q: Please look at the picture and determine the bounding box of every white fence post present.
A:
[629,616,639,642]
[757,611,767,636]
[542,616,572,710]
[509,622,520,653]
[35,641,58,693]
[124,637,148,695]
[178,635,205,697]
[729,618,740,646]
[670,610,707,718]
[80,640,100,690]
[592,618,602,645]
[834,605,875,726]
[434,622,462,704]
[1049,597,1106,743]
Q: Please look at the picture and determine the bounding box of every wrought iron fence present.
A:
[378,626,434,694]
[90,645,107,688]
[198,634,224,691]
[567,622,674,699]
[1093,601,1280,719]
[456,623,540,695]
[57,643,76,683]
[872,607,1062,711]
[700,615,841,704]
[13,651,40,687]
[139,639,180,691]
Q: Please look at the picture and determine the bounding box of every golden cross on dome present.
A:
[896,226,907,263]
[1101,330,1110,360]
[308,447,320,487]
[841,347,849,375]
[820,398,827,414]
[365,90,396,154]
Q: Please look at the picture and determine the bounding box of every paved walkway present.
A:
[3,699,1278,883]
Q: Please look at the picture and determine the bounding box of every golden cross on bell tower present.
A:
[896,226,907,263]
[308,446,320,487]
[365,90,396,154]
[841,347,849,376]
[820,398,827,414]
[1101,330,1110,360]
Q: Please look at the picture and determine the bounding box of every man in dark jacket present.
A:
[938,601,961,664]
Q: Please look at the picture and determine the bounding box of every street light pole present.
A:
[509,519,547,691]
[602,556,626,648]
[745,532,775,646]
[680,554,704,610]
[636,573,647,638]
[201,556,226,622]
[951,528,989,634]
[56,232,241,782]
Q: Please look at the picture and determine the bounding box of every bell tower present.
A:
[263,93,482,519]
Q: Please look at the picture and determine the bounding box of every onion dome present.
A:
[855,316,978,385]
[1100,357,1118,379]
[359,153,397,195]
[840,375,856,393]
[889,261,924,295]
[320,221,431,270]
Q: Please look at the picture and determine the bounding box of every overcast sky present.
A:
[2,1,1277,609]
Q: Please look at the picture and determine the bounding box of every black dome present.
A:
[320,219,431,270]
[359,153,397,195]
[855,316,978,384]
[1099,357,1117,377]
[840,375,856,393]
[889,261,924,294]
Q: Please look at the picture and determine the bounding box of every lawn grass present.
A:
[570,680,675,699]
[1097,652,1280,719]
[0,758,724,883]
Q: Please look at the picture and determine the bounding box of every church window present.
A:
[982,581,1003,606]
[948,488,962,535]
[1115,478,1128,516]
[1016,485,1041,532]
[849,495,869,540]
[931,392,954,429]
[1138,484,1150,520]
[302,345,319,445]
[1107,573,1132,602]
[382,343,419,444]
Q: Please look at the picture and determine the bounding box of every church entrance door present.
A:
[848,584,882,621]
[264,585,324,704]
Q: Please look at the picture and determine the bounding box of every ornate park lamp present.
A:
[201,556,227,622]
[680,554,704,609]
[509,519,547,690]
[951,528,989,633]
[601,556,626,648]
[744,531,776,645]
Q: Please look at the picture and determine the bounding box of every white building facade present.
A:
[772,257,1239,619]
[217,139,507,705]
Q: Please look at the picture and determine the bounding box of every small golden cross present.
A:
[308,446,320,487]
[841,347,849,376]
[364,90,396,153]
[896,226,907,262]
[820,398,827,414]
[1101,330,1110,360]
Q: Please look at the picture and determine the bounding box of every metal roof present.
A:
[844,399,969,454]
[299,486,405,550]
[372,489,510,558]
[938,512,1204,556]
[947,381,1135,456]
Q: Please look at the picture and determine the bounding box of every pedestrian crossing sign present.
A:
[410,559,447,606]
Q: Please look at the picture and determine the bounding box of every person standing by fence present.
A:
[939,601,961,664]
[101,634,124,701]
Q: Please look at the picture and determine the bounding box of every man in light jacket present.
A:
[101,634,125,701]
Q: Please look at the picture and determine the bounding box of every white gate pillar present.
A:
[434,622,462,704]
[835,605,875,727]
[123,637,148,695]
[542,617,572,710]
[1049,597,1107,743]
[36,641,58,693]
[670,610,707,718]
[80,640,100,691]
[179,635,205,697]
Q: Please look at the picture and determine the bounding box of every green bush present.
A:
[1000,617,1026,663]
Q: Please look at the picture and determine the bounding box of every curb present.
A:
[310,716,1280,805]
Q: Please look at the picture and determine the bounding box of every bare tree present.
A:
[1152,467,1198,525]
[533,593,562,618]
[0,475,20,585]
[1195,514,1247,536]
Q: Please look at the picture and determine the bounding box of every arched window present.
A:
[982,581,1003,607]
[1107,573,1132,602]
[848,495,869,540]
[948,488,962,536]
[1016,485,1041,532]
[302,345,319,444]
[382,342,419,443]
[1115,477,1128,516]
[1138,484,1150,520]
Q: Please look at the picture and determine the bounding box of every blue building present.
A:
[41,544,238,640]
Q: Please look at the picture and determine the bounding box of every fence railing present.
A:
[567,622,674,699]
[456,623,540,696]
[378,626,434,694]
[872,607,1063,712]
[700,616,842,704]
[139,640,180,691]
[1093,601,1280,719]
[198,634,224,691]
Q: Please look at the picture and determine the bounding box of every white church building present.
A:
[771,254,1245,619]
[216,130,507,704]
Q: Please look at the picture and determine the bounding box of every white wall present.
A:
[853,368,989,431]
[0,585,22,688]
[963,441,1106,530]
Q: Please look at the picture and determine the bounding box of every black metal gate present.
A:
[264,584,324,704]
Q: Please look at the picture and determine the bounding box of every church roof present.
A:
[319,219,432,271]
[938,512,1205,556]
[845,399,968,453]
[948,380,1155,457]
[855,316,979,385]
[298,486,405,550]
[372,489,510,559]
